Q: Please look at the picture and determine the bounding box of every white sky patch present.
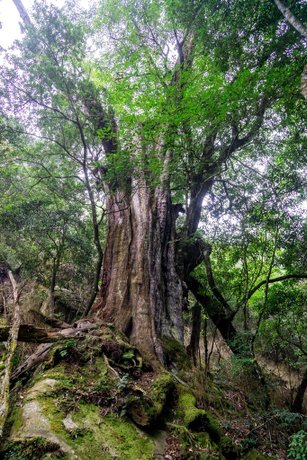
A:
[0,0,89,49]
[0,0,32,48]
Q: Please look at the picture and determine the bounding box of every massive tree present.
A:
[90,0,306,361]
[2,0,306,362]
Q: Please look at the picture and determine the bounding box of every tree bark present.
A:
[44,255,60,318]
[92,180,183,362]
[187,303,202,366]
[291,369,307,414]
[186,274,241,356]
[83,162,104,316]
[12,0,32,26]
[273,0,307,38]
[0,272,21,439]
[0,319,103,343]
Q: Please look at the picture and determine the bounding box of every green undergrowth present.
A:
[0,438,60,460]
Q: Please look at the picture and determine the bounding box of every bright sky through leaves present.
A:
[0,0,89,48]
[0,0,34,47]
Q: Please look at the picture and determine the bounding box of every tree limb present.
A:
[247,273,307,301]
[273,0,307,38]
[12,0,32,26]
[219,97,268,163]
[186,275,240,355]
[202,242,235,317]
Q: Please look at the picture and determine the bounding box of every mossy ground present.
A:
[1,330,298,459]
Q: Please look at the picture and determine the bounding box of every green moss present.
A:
[71,404,155,459]
[219,435,238,459]
[168,423,225,459]
[126,396,152,426]
[195,431,213,449]
[9,406,24,435]
[150,373,175,418]
[161,336,191,370]
[178,392,200,425]
[32,364,72,386]
[0,438,60,460]
[126,373,176,427]
[39,392,155,460]
[39,396,68,438]
[178,393,222,443]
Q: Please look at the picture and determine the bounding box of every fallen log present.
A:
[11,343,54,382]
[0,324,74,342]
[0,321,100,343]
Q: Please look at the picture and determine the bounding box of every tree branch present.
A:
[247,273,307,301]
[274,0,307,38]
[219,97,268,163]
[202,242,235,317]
[12,0,32,26]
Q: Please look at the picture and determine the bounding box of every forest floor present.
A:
[196,335,306,459]
[0,296,306,460]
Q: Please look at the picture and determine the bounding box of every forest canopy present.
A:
[0,0,306,458]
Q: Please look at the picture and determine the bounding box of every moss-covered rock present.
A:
[8,396,78,458]
[2,336,157,459]
[178,392,222,442]
[1,325,242,460]
[161,336,191,371]
[126,373,175,427]
[67,404,155,459]
[177,392,237,459]
[219,435,238,460]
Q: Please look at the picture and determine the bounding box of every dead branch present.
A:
[11,343,54,382]
[0,320,101,343]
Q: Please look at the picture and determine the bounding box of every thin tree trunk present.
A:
[186,275,240,355]
[46,255,60,318]
[84,249,103,317]
[83,162,104,316]
[187,303,202,366]
[251,227,279,357]
[291,369,307,414]
[0,272,21,439]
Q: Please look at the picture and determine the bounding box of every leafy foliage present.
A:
[287,430,307,460]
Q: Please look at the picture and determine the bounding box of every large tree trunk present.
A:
[92,180,183,362]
